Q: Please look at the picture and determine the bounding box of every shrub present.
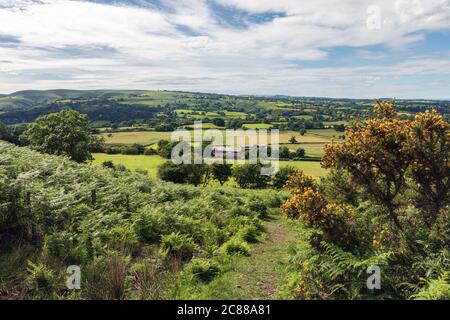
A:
[144,148,157,155]
[121,143,145,155]
[102,160,115,169]
[161,233,198,260]
[282,102,450,299]
[184,258,220,282]
[232,163,270,189]
[238,225,261,243]
[222,239,251,256]
[413,273,450,300]
[26,261,59,297]
[272,166,296,188]
[44,231,76,261]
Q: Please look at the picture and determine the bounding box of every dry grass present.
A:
[101,131,172,145]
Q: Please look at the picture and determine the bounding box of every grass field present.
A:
[92,153,166,177]
[278,131,330,143]
[306,128,344,139]
[282,143,328,157]
[101,131,172,145]
[184,123,222,129]
[101,128,338,146]
[92,153,327,179]
[100,128,336,159]
[243,123,274,129]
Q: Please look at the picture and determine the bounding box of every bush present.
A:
[238,225,261,243]
[184,258,220,282]
[121,143,145,155]
[233,163,270,189]
[413,273,450,300]
[222,239,251,256]
[272,166,296,188]
[26,261,59,297]
[144,148,157,155]
[102,160,115,169]
[105,147,122,154]
[282,102,450,300]
[161,232,198,260]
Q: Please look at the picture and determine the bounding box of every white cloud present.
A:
[0,0,449,98]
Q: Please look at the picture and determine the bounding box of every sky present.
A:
[0,0,450,99]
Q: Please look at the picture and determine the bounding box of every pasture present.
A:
[101,128,338,146]
[92,153,327,179]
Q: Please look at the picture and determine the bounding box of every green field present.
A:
[101,131,172,145]
[283,143,328,157]
[92,153,167,177]
[242,123,274,129]
[92,153,327,179]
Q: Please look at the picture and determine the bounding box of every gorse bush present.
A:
[0,142,283,299]
[282,101,450,300]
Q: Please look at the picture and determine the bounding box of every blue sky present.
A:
[0,0,450,99]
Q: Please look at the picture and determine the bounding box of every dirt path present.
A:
[230,212,297,299]
[174,211,298,300]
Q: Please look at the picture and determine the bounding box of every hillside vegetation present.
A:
[0,142,285,299]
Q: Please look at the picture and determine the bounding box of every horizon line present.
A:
[2,88,449,102]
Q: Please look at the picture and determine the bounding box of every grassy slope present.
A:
[0,142,290,299]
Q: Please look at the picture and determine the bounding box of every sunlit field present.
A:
[92,153,327,179]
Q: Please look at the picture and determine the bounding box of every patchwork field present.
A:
[101,128,338,148]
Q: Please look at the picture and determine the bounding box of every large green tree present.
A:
[232,163,270,189]
[20,110,102,163]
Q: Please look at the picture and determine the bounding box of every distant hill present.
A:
[0,89,448,125]
[0,89,150,111]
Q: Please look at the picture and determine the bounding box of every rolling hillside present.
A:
[0,141,285,299]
